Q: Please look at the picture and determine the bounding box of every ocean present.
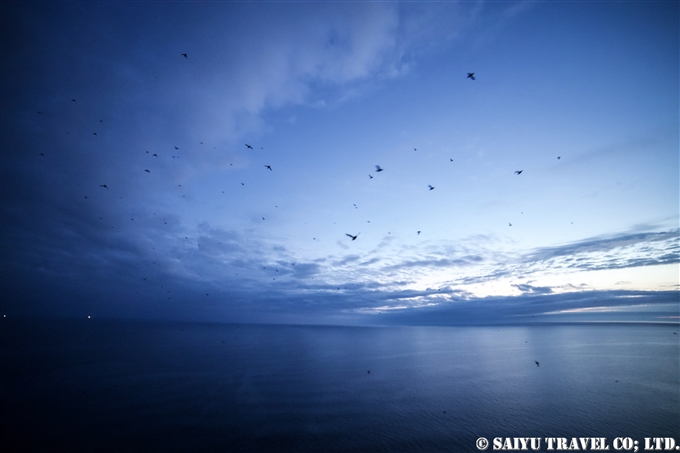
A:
[1,319,678,452]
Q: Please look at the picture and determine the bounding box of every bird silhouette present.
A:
[100,185,108,189]
[152,153,158,157]
[71,99,76,102]
[264,165,272,171]
[428,185,435,190]
[245,144,253,149]
[417,231,421,235]
[369,175,373,179]
[375,165,383,172]
[93,132,97,136]
[557,156,561,160]
[39,153,44,156]
[174,146,179,150]
[144,169,150,173]
[535,361,540,366]
[509,223,512,226]
[346,233,360,241]
[515,170,523,175]
[467,73,475,80]
[450,158,453,162]
[181,53,187,59]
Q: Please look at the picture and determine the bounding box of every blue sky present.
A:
[1,0,678,325]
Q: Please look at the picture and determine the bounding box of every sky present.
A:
[1,0,678,325]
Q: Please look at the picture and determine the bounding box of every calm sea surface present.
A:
[1,319,678,452]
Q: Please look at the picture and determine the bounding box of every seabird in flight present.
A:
[467,73,475,80]
[181,53,187,59]
[346,233,360,241]
[375,165,383,172]
[535,361,540,366]
[152,154,158,157]
[428,185,435,190]
[515,170,523,175]
[245,144,253,149]
[265,165,272,171]
[144,169,150,173]
[369,174,373,179]
[100,185,108,189]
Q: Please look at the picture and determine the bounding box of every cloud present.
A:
[524,229,679,271]
[374,290,680,326]
[513,284,553,294]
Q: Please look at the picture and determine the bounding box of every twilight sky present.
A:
[1,0,678,325]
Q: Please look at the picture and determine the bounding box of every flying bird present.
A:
[346,233,360,241]
[100,185,108,189]
[417,231,421,235]
[450,158,453,162]
[509,223,512,226]
[71,99,76,102]
[428,185,435,190]
[467,73,475,80]
[39,153,44,156]
[174,146,179,150]
[144,169,150,173]
[375,165,383,172]
[369,175,373,179]
[515,170,523,175]
[534,361,540,366]
[557,156,561,160]
[152,153,158,157]
[181,53,187,59]
[93,132,97,136]
[245,144,253,149]
[264,165,272,171]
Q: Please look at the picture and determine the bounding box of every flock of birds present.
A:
[33,54,566,353]
[40,62,556,248]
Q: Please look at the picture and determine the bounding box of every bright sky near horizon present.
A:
[1,1,678,324]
